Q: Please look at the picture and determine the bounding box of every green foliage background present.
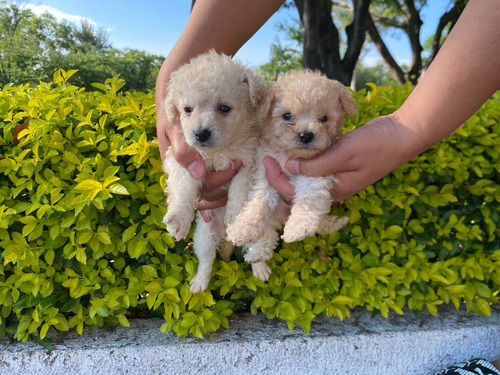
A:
[0,2,163,92]
[0,71,498,343]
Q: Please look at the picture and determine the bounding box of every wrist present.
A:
[389,110,435,164]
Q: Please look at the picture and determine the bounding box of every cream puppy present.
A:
[163,50,264,292]
[227,70,354,281]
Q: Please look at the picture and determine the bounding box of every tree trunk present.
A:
[403,0,423,84]
[366,12,406,85]
[427,1,465,68]
[343,0,371,78]
[295,0,370,86]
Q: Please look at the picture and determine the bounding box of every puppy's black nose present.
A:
[194,129,212,143]
[298,131,315,144]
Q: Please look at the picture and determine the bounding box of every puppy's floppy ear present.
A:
[338,84,356,117]
[243,69,266,109]
[165,87,180,125]
[257,85,275,122]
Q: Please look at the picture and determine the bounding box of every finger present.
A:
[156,103,171,163]
[196,196,229,211]
[157,126,171,164]
[200,186,229,203]
[329,172,358,203]
[264,156,295,204]
[201,160,242,193]
[168,126,206,178]
[285,134,356,178]
[200,211,212,223]
[330,169,380,203]
[285,117,397,178]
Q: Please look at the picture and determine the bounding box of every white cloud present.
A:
[20,3,96,26]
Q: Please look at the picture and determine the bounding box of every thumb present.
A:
[285,141,354,177]
[169,126,206,179]
[263,156,295,203]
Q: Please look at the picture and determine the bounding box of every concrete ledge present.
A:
[0,305,499,375]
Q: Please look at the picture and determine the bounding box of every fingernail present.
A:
[286,159,300,174]
[232,159,242,169]
[200,210,212,223]
[187,160,204,178]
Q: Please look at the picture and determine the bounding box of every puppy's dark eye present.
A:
[184,106,193,114]
[219,104,231,113]
[282,113,292,121]
[319,116,328,123]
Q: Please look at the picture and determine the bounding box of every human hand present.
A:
[157,107,206,178]
[265,114,425,202]
[157,108,241,219]
[196,160,242,211]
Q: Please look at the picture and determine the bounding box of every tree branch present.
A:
[403,0,423,84]
[332,1,353,11]
[342,0,371,83]
[295,0,347,82]
[427,1,465,67]
[370,14,405,29]
[365,12,406,84]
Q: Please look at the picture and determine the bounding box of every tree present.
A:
[272,0,467,85]
[425,0,467,67]
[0,2,163,91]
[336,0,467,84]
[294,0,371,85]
[71,19,111,54]
[259,19,303,81]
[0,3,64,84]
[353,61,397,89]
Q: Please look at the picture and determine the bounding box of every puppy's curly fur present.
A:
[227,70,355,281]
[163,50,265,293]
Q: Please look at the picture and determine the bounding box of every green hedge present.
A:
[0,71,498,342]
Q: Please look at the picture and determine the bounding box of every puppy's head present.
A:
[165,50,265,150]
[259,70,355,159]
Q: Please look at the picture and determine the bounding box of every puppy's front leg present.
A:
[163,153,202,241]
[282,175,334,243]
[224,165,253,226]
[226,165,280,245]
[317,215,350,234]
[189,211,223,293]
[243,204,286,281]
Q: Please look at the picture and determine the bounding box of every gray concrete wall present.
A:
[0,305,499,375]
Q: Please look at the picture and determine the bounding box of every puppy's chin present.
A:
[184,135,221,150]
[283,145,324,160]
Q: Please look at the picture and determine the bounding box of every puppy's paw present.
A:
[318,215,349,234]
[281,219,315,243]
[252,262,271,282]
[189,273,211,294]
[163,211,191,241]
[226,223,261,245]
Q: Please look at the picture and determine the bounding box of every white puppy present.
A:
[162,50,264,293]
[227,70,355,281]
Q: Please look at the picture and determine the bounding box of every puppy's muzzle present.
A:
[194,128,212,144]
[297,131,315,145]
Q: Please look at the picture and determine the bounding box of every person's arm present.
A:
[156,0,283,209]
[269,0,500,202]
[156,0,283,168]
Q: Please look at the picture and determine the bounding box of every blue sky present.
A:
[16,1,450,67]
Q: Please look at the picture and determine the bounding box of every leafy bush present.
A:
[0,72,498,343]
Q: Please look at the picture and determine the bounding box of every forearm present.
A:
[156,0,283,167]
[155,0,284,115]
[394,0,500,159]
[277,0,499,203]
